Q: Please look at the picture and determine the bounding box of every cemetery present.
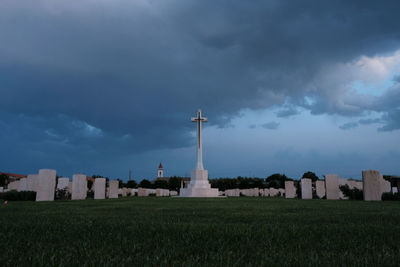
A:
[1,109,399,266]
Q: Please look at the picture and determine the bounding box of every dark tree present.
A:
[302,171,319,182]
[139,179,152,188]
[168,176,182,191]
[265,173,289,189]
[0,174,9,187]
[154,180,168,189]
[126,180,137,188]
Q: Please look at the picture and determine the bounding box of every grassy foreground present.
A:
[1,198,400,266]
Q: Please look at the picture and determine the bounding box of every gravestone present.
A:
[285,181,296,199]
[269,188,279,197]
[0,187,3,192]
[138,188,149,197]
[121,187,128,197]
[316,180,326,199]
[8,181,20,190]
[18,178,28,191]
[131,188,138,196]
[57,177,70,190]
[94,178,106,199]
[225,189,240,197]
[362,170,391,201]
[325,174,339,200]
[156,188,170,197]
[72,174,87,200]
[263,188,270,197]
[36,169,57,202]
[26,174,38,191]
[109,180,119,199]
[393,187,398,193]
[170,190,178,196]
[68,181,72,193]
[301,178,312,199]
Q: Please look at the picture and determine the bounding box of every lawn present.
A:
[1,197,399,266]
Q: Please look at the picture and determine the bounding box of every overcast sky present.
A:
[1,0,400,181]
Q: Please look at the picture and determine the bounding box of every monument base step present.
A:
[179,187,219,197]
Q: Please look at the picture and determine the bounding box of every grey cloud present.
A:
[261,122,280,130]
[276,106,300,118]
[378,109,400,131]
[339,122,359,130]
[358,118,382,125]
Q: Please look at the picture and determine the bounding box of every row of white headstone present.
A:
[4,169,178,201]
[223,188,286,197]
[285,170,394,201]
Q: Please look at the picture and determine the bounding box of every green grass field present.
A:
[1,198,399,266]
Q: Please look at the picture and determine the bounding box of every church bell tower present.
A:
[157,163,164,178]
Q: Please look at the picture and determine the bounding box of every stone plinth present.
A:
[18,178,28,191]
[72,174,87,200]
[36,169,56,202]
[179,170,218,197]
[363,170,389,201]
[316,180,325,199]
[325,174,339,200]
[94,178,106,200]
[57,178,70,190]
[285,181,296,199]
[109,180,119,199]
[301,178,312,199]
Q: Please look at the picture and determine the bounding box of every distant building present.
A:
[152,163,190,188]
[0,172,26,182]
[157,163,164,178]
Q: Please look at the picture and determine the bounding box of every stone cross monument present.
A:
[180,109,219,197]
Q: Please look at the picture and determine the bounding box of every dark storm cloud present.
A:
[1,0,400,165]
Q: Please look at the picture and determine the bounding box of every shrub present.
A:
[0,190,36,201]
[382,192,400,201]
[339,185,363,200]
[86,191,94,199]
[55,188,71,200]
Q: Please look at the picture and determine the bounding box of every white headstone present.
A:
[94,178,106,199]
[57,177,70,190]
[269,188,279,197]
[362,170,389,201]
[301,178,312,199]
[109,180,119,199]
[8,180,19,190]
[285,181,296,199]
[315,180,326,199]
[121,187,128,197]
[226,189,240,197]
[68,181,72,193]
[131,188,138,196]
[138,187,150,197]
[72,174,87,200]
[325,174,339,200]
[393,187,398,194]
[0,187,3,192]
[18,178,28,191]
[263,188,270,197]
[26,174,37,191]
[36,169,57,202]
[170,190,178,196]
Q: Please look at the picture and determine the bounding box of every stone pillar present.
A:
[285,181,296,199]
[94,178,106,199]
[72,174,87,200]
[316,180,326,199]
[109,180,119,199]
[36,169,57,202]
[325,174,339,200]
[301,178,312,199]
[57,177,70,190]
